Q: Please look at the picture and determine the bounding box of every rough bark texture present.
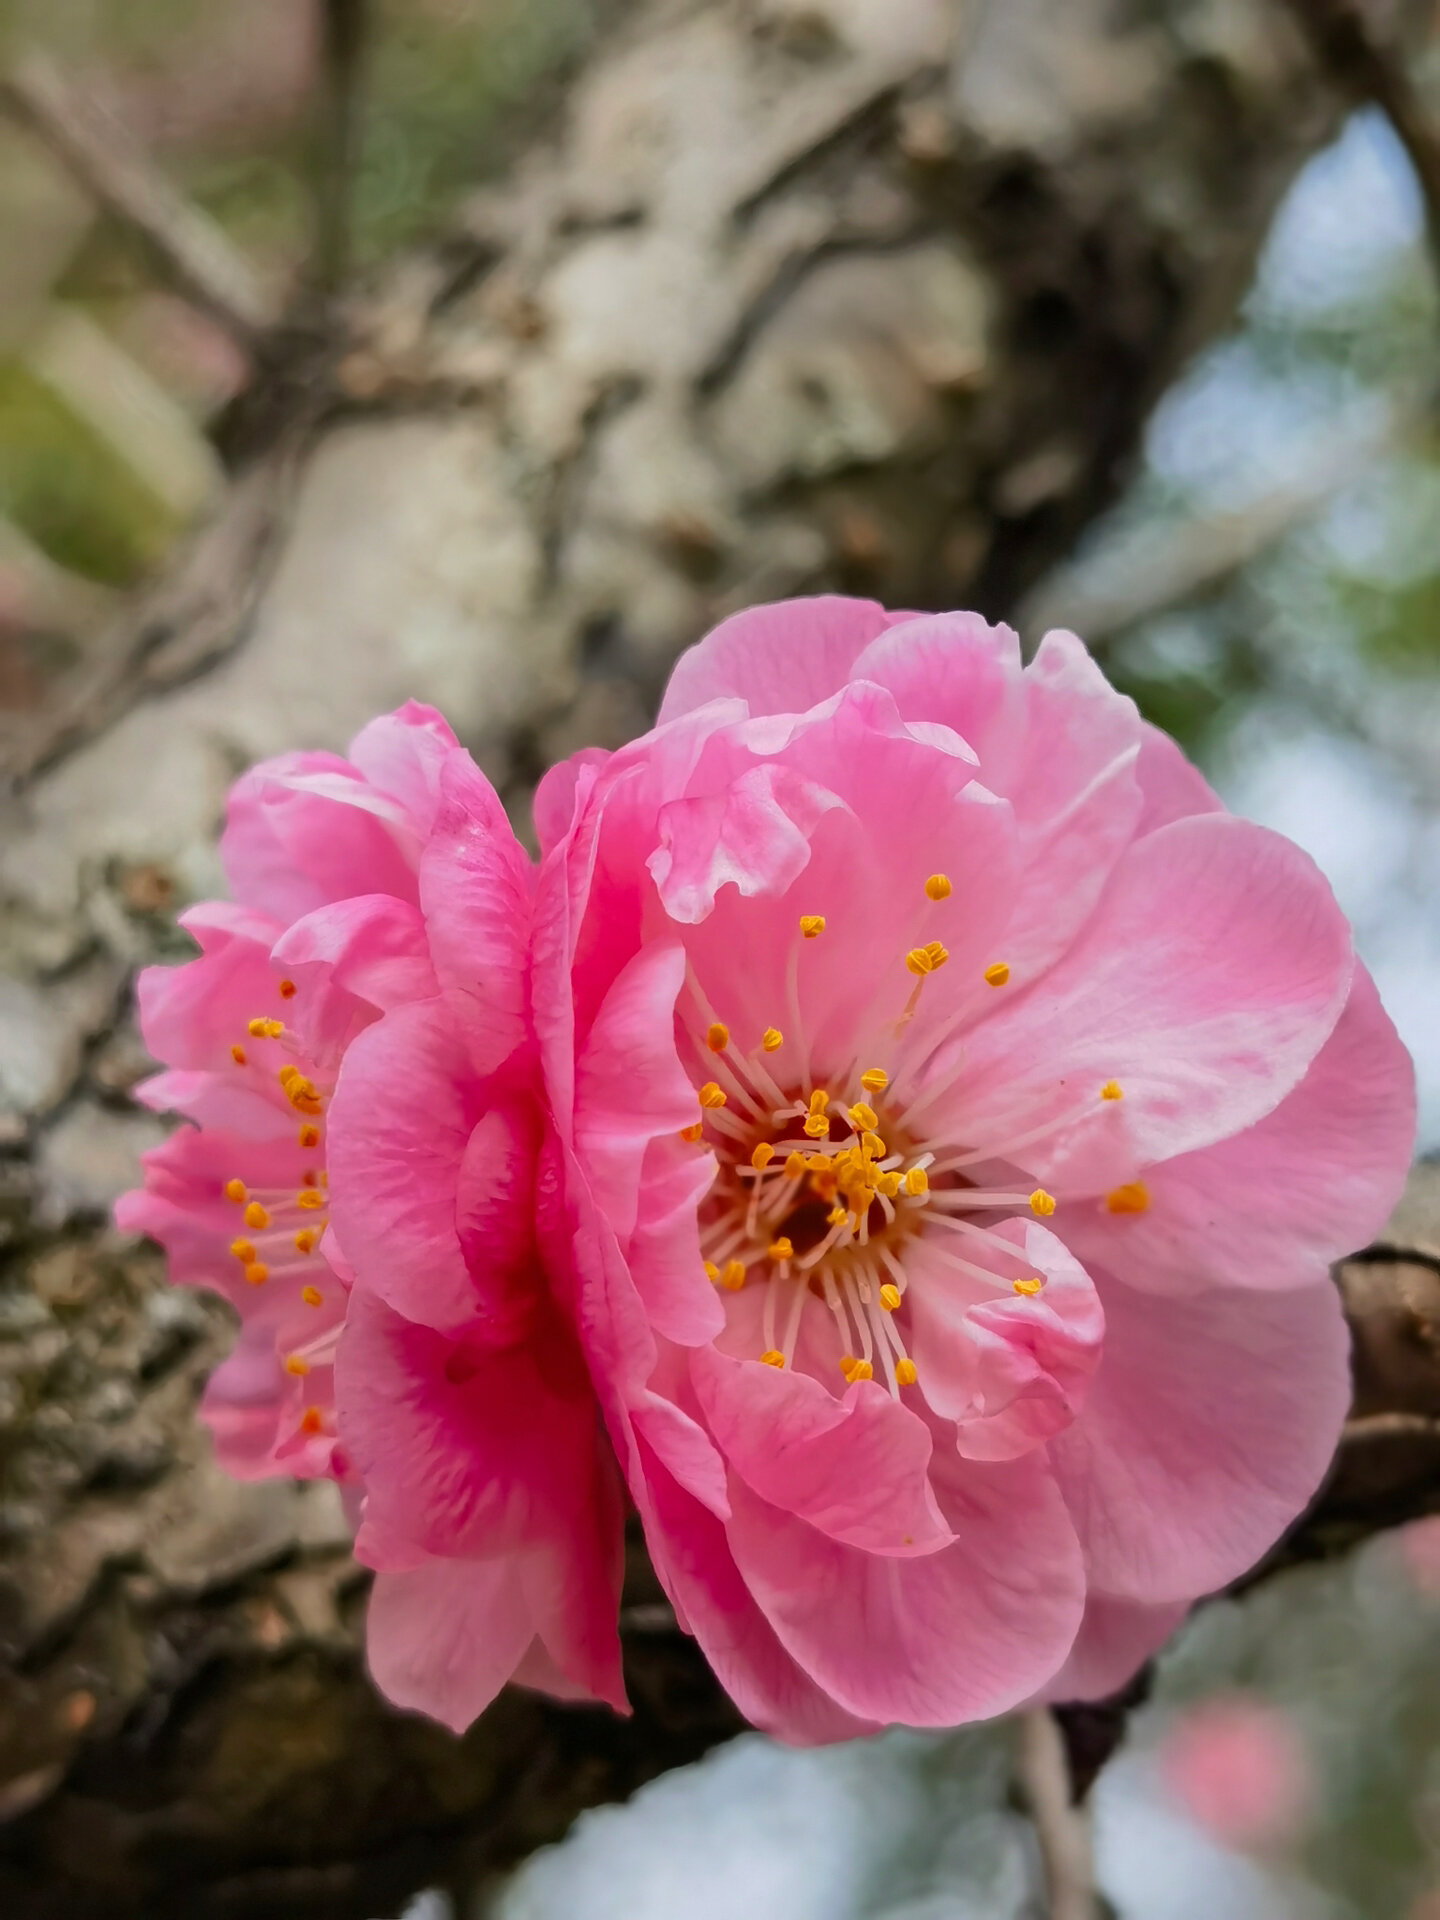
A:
[0,1,1422,1913]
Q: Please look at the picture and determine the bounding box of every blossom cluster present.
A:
[118,598,1415,1740]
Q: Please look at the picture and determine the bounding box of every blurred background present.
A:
[0,3,1437,1917]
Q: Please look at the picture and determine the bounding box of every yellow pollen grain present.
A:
[768,1237,794,1262]
[284,1355,310,1377]
[906,943,948,976]
[230,1044,247,1065]
[296,1188,326,1211]
[880,1282,902,1311]
[278,978,297,999]
[827,1204,848,1227]
[244,1201,270,1230]
[799,915,826,939]
[224,1179,247,1204]
[286,1078,323,1115]
[895,1358,918,1387]
[877,1170,902,1198]
[804,1112,831,1139]
[247,1016,284,1038]
[925,873,953,901]
[1013,1276,1045,1296]
[1105,1181,1151,1215]
[707,1022,730,1052]
[849,1359,874,1383]
[904,1167,929,1196]
[704,1261,720,1282]
[862,1131,886,1158]
[760,1350,786,1367]
[809,1089,830,1114]
[244,1263,269,1287]
[751,1142,776,1171]
[804,1152,834,1172]
[839,1355,857,1378]
[1030,1189,1057,1217]
[984,961,1011,987]
[293,1229,317,1254]
[699,1081,727,1109]
[849,1101,878,1131]
[762,1027,784,1052]
[1101,1080,1124,1101]
[302,1285,324,1308]
[230,1238,256,1263]
[278,1063,300,1086]
[722,1260,747,1291]
[300,1406,324,1434]
[784,1151,806,1178]
[679,1122,705,1143]
[860,1067,889,1093]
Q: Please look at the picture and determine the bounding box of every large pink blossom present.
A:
[116,704,625,1728]
[532,596,1415,1742]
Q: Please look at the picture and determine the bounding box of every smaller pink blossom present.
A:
[117,704,625,1729]
[1159,1696,1311,1849]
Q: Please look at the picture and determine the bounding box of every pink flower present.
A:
[533,596,1416,1742]
[1159,1696,1311,1849]
[116,704,625,1729]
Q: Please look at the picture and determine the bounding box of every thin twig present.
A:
[1018,1709,1099,1920]
[1282,0,1440,266]
[0,51,279,350]
[311,0,370,296]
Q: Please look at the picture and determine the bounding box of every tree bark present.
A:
[0,1,1417,1913]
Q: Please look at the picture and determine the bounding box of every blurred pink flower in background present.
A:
[533,596,1416,1742]
[117,703,625,1730]
[1159,1695,1312,1849]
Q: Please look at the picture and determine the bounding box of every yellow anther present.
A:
[707,1022,730,1053]
[799,915,826,939]
[783,1151,806,1177]
[298,1123,321,1149]
[751,1142,776,1171]
[839,1355,857,1378]
[699,1081,727,1109]
[230,1044,247,1066]
[278,1063,300,1086]
[768,1237,794,1262]
[230,1238,256,1263]
[904,1167,929,1196]
[1105,1181,1151,1215]
[849,1101,878,1131]
[286,1077,323,1116]
[804,1152,834,1172]
[302,1285,324,1308]
[704,1261,720,1282]
[1101,1080,1124,1101]
[762,1027,784,1052]
[860,1067,889,1094]
[278,978,297,1000]
[849,1359,874,1383]
[804,1112,831,1139]
[906,943,948,976]
[827,1204,848,1227]
[984,961,1011,987]
[760,1350,786,1368]
[862,1131,886,1159]
[1013,1277,1045,1296]
[895,1358,918,1387]
[293,1229,317,1254]
[284,1355,310,1377]
[224,1179,247,1204]
[925,873,953,901]
[808,1089,830,1114]
[244,1201,270,1230]
[296,1188,326,1211]
[877,1170,902,1198]
[1030,1189,1057,1217]
[247,1016,284,1038]
[244,1262,269,1287]
[300,1406,324,1435]
[721,1260,747,1291]
[679,1122,705,1143]
[880,1282,902,1311]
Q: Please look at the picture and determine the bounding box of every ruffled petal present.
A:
[658,595,910,722]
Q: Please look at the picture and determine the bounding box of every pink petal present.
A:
[1060,964,1416,1295]
[691,1343,952,1555]
[657,595,910,722]
[1046,1269,1351,1602]
[534,747,611,859]
[648,761,851,925]
[724,1444,1084,1727]
[271,893,438,1069]
[136,903,284,1070]
[1037,1591,1190,1703]
[1134,721,1224,835]
[626,1133,725,1346]
[221,753,422,916]
[365,1557,536,1733]
[346,702,459,833]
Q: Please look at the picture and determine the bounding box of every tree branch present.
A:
[0,52,280,351]
[1018,1710,1099,1920]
